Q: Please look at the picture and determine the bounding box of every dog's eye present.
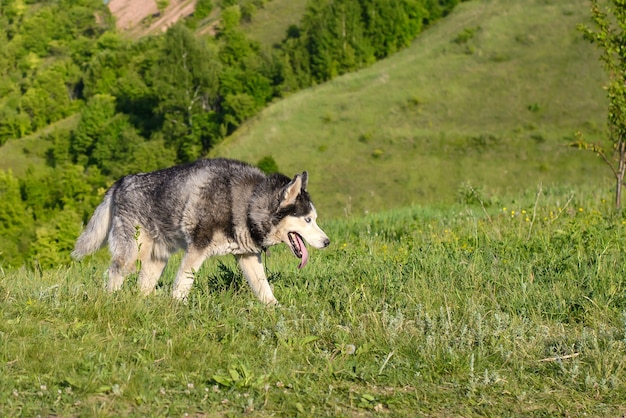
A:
[305,217,312,223]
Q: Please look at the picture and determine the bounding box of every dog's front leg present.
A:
[172,247,207,300]
[236,253,278,306]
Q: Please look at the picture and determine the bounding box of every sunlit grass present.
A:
[2,185,626,415]
[240,0,308,47]
[213,0,609,218]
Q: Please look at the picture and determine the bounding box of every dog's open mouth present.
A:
[288,232,309,269]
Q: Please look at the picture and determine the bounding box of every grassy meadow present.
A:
[2,185,626,416]
[4,0,626,415]
[213,0,610,218]
[240,0,308,46]
[0,115,78,177]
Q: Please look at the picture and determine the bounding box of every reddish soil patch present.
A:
[107,0,197,35]
[108,0,159,31]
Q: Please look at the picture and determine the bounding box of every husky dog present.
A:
[72,158,330,305]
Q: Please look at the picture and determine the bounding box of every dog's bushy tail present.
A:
[71,190,113,259]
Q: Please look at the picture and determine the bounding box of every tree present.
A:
[578,0,626,209]
[283,0,428,85]
[361,0,425,58]
[152,23,221,161]
[0,169,33,267]
[28,208,82,268]
[194,0,214,20]
[90,114,143,177]
[21,59,82,130]
[70,94,117,165]
[257,155,279,174]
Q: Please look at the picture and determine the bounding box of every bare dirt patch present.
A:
[107,0,198,36]
[142,0,198,35]
[108,0,159,31]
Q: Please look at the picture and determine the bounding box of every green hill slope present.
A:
[240,0,308,46]
[212,0,609,218]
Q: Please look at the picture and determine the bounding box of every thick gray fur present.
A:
[72,158,330,305]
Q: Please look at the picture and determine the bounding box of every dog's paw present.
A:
[171,291,189,304]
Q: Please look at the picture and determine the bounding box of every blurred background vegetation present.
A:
[0,0,612,269]
[0,0,462,268]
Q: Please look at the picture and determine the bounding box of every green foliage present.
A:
[423,0,462,23]
[28,208,82,268]
[278,0,429,83]
[213,0,609,218]
[0,170,32,267]
[577,0,626,208]
[0,0,112,143]
[240,2,257,22]
[216,12,276,134]
[221,92,258,129]
[20,167,57,223]
[153,23,221,161]
[0,107,30,145]
[257,155,279,173]
[71,95,175,177]
[221,4,243,32]
[0,0,463,265]
[195,0,214,20]
[90,114,144,178]
[362,0,426,58]
[238,0,308,47]
[156,0,170,11]
[453,25,479,44]
[70,94,117,165]
[129,136,178,173]
[21,59,83,131]
[15,163,104,268]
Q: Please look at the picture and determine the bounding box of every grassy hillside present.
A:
[240,0,308,46]
[212,0,610,218]
[0,116,78,177]
[2,186,626,415]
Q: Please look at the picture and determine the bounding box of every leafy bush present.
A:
[257,155,279,174]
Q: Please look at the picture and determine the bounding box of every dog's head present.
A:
[271,172,330,268]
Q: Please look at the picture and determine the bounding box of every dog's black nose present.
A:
[323,238,330,248]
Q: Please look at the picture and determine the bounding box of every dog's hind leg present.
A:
[107,258,136,292]
[172,246,207,300]
[236,253,278,306]
[138,258,167,295]
[137,246,164,296]
[136,237,168,295]
[106,219,139,292]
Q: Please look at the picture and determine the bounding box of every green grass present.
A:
[240,0,309,46]
[0,115,78,177]
[2,184,626,415]
[2,1,624,415]
[212,0,610,218]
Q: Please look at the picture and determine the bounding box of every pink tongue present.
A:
[294,233,309,269]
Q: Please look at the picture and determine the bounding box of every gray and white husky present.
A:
[72,158,330,305]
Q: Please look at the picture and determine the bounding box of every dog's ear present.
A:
[300,171,308,191]
[281,172,307,207]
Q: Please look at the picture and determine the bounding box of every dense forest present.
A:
[0,0,462,268]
